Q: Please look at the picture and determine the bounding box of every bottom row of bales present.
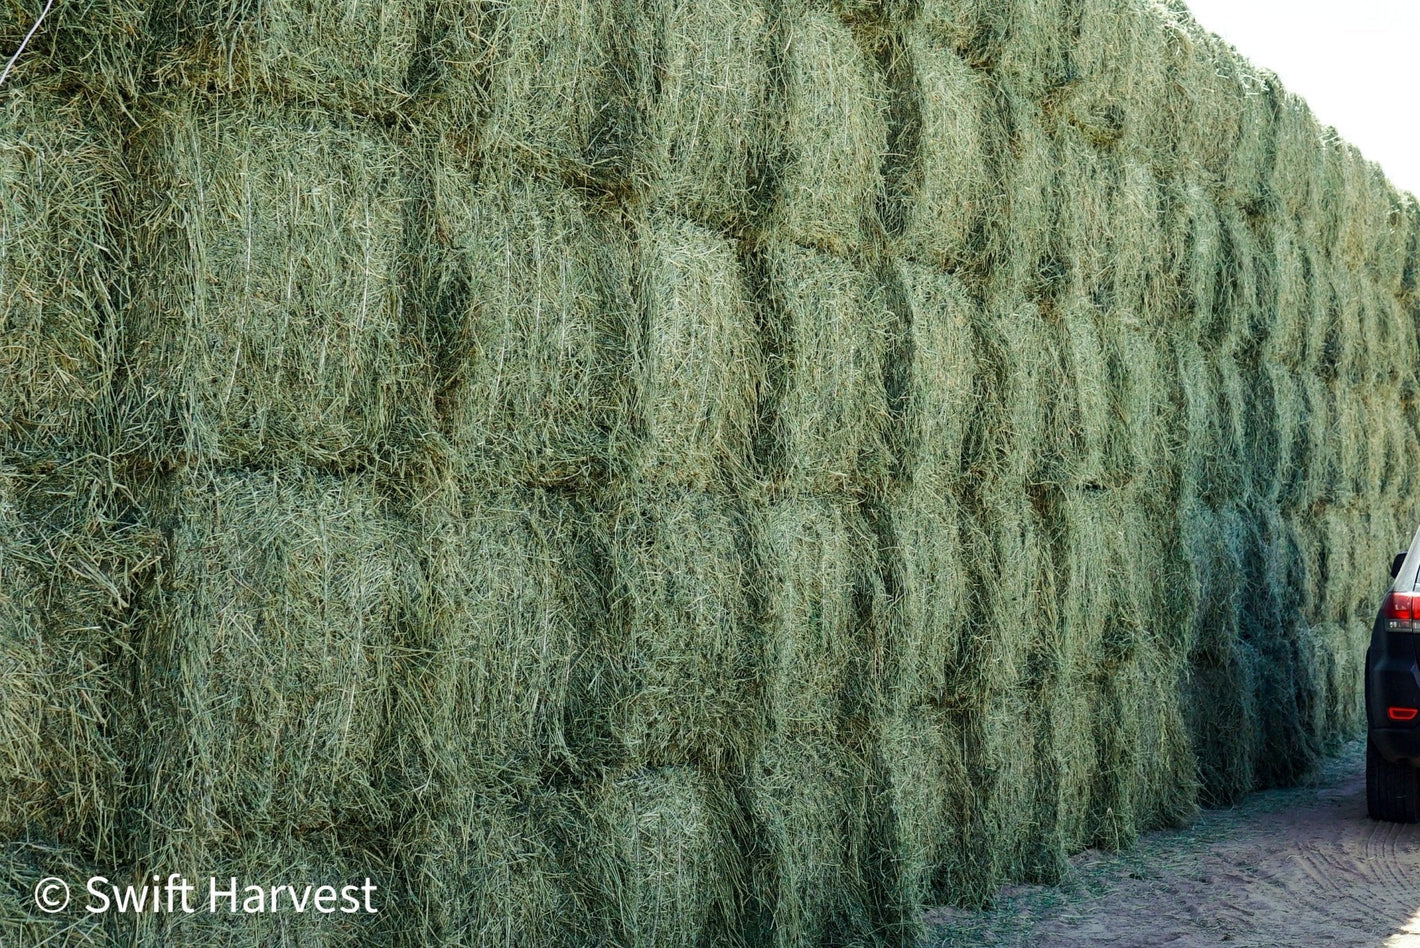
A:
[5,461,1370,944]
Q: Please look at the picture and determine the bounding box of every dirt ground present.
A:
[925,740,1420,947]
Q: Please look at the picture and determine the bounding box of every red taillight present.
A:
[1383,591,1419,631]
[1389,707,1419,722]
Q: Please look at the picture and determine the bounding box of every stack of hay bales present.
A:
[5,0,1420,943]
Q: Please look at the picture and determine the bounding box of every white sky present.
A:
[1182,0,1420,196]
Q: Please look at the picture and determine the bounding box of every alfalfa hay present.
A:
[756,243,891,494]
[628,214,762,488]
[769,7,888,254]
[747,730,869,948]
[407,490,596,780]
[435,173,633,487]
[894,31,991,270]
[570,765,741,948]
[578,488,753,770]
[121,95,419,473]
[0,464,158,851]
[153,0,420,114]
[0,84,124,463]
[893,260,979,487]
[756,497,866,733]
[138,470,415,849]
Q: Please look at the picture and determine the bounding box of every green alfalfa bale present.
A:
[1056,298,1123,489]
[396,773,582,946]
[1174,29,1275,204]
[1297,372,1335,507]
[437,174,633,487]
[865,710,964,938]
[1216,203,1265,342]
[642,0,774,226]
[1186,642,1261,806]
[1065,0,1186,159]
[1179,500,1245,663]
[769,7,889,254]
[471,0,636,183]
[1265,362,1308,508]
[1091,643,1196,848]
[121,95,419,473]
[0,465,159,852]
[1214,346,1274,499]
[879,485,969,710]
[1053,128,1117,304]
[134,835,394,948]
[0,84,124,463]
[0,842,112,946]
[1317,505,1359,626]
[972,295,1064,489]
[1270,90,1327,224]
[152,0,418,114]
[1169,175,1224,343]
[138,471,415,848]
[963,485,1056,878]
[757,497,869,733]
[1306,619,1367,741]
[1330,142,1408,290]
[893,30,992,270]
[746,730,869,946]
[628,214,762,489]
[1177,341,1241,505]
[570,766,742,948]
[757,243,891,494]
[403,489,599,786]
[893,260,980,487]
[1263,217,1316,369]
[0,0,144,93]
[978,80,1058,299]
[580,488,753,771]
[1330,383,1370,504]
[1112,311,1180,491]
[916,0,1072,93]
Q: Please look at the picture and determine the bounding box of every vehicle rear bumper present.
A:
[1372,727,1420,764]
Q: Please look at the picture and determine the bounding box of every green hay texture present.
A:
[5,0,1420,941]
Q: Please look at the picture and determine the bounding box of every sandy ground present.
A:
[925,740,1420,947]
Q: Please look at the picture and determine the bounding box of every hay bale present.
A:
[894,31,992,270]
[0,842,111,946]
[1065,0,1187,159]
[979,83,1057,299]
[1090,644,1195,847]
[1298,372,1334,507]
[135,835,393,948]
[893,260,979,487]
[1270,90,1327,224]
[973,296,1065,488]
[139,471,415,846]
[153,0,418,114]
[1173,28,1274,203]
[879,485,968,710]
[0,85,124,463]
[406,490,597,784]
[770,7,888,253]
[757,498,866,732]
[1053,129,1116,305]
[746,731,868,947]
[121,95,419,472]
[1177,341,1241,505]
[435,174,633,487]
[397,774,580,946]
[917,0,1072,93]
[577,488,752,770]
[1264,217,1317,368]
[571,766,741,948]
[1216,203,1264,342]
[756,243,891,494]
[641,0,773,225]
[1265,362,1308,508]
[0,466,157,849]
[0,1,143,92]
[1331,143,1408,290]
[1057,299,1120,488]
[628,214,762,488]
[1170,176,1224,344]
[473,0,653,188]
